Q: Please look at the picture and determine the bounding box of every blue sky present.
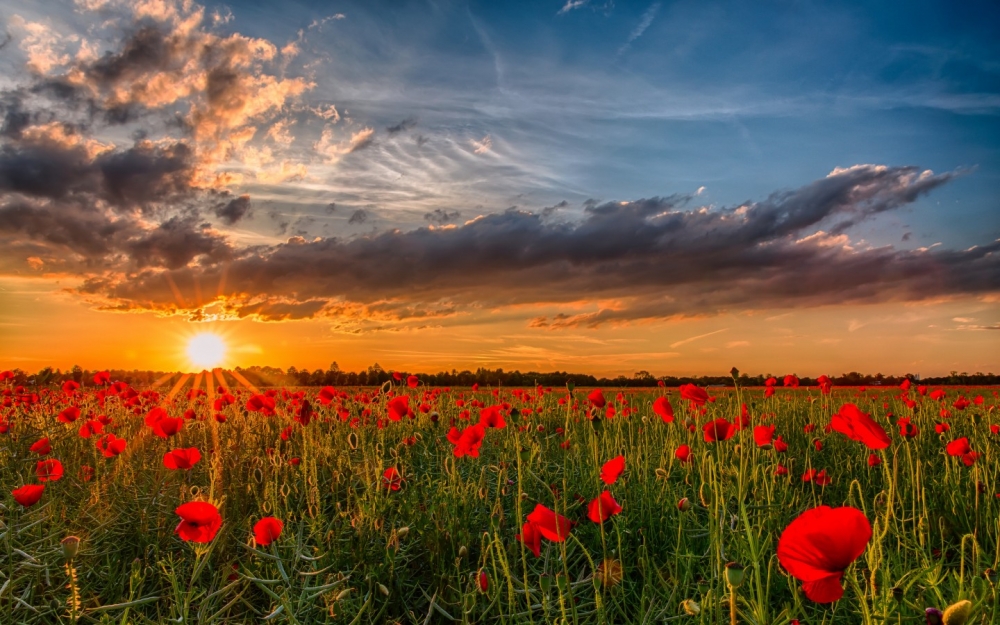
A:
[0,0,997,374]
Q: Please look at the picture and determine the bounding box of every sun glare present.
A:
[186,333,226,370]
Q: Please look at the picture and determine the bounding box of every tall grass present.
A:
[1,382,997,623]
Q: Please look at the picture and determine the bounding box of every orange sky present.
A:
[2,276,996,377]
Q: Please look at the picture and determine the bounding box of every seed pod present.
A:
[61,536,81,561]
[458,545,468,559]
[378,583,389,596]
[724,562,745,588]
[942,600,973,625]
[539,574,552,593]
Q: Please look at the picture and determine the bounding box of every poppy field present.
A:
[1,371,998,624]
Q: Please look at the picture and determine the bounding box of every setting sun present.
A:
[186,333,226,370]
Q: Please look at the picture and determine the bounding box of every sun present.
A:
[186,333,226,370]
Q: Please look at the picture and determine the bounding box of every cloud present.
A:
[347,209,369,224]
[424,209,461,224]
[386,117,417,135]
[214,194,251,224]
[19,163,989,329]
[558,1,589,15]
[671,329,728,348]
[618,3,661,56]
[471,134,492,154]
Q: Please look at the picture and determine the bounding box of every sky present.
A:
[0,0,997,377]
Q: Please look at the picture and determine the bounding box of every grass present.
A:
[1,379,997,623]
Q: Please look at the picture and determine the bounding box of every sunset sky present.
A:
[0,0,997,376]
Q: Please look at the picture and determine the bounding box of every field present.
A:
[1,374,997,624]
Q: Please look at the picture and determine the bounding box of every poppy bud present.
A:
[725,562,745,588]
[681,599,701,615]
[925,608,943,625]
[396,526,409,539]
[458,545,468,558]
[566,382,575,392]
[539,573,552,593]
[942,600,972,625]
[335,588,352,601]
[61,536,81,561]
[477,570,488,593]
[677,497,692,511]
[655,467,668,479]
[378,583,389,596]
[556,573,569,592]
[429,411,439,423]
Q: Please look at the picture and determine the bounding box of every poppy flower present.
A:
[754,425,775,448]
[175,501,222,543]
[58,406,81,423]
[653,396,674,423]
[97,434,127,457]
[600,455,625,485]
[526,504,574,542]
[253,516,283,546]
[777,505,872,603]
[478,570,489,593]
[36,458,64,482]
[775,465,789,476]
[934,422,950,434]
[830,404,890,450]
[387,395,410,421]
[247,394,276,416]
[867,454,881,467]
[801,468,832,486]
[447,423,486,458]
[675,444,692,463]
[517,520,542,557]
[945,437,978,466]
[62,380,80,394]
[93,371,111,385]
[774,436,788,453]
[588,389,606,408]
[587,490,623,523]
[30,437,51,455]
[703,418,736,442]
[897,417,919,438]
[479,405,506,429]
[407,375,419,388]
[12,484,45,507]
[382,467,402,491]
[163,447,202,470]
[929,389,946,401]
[680,384,709,406]
[78,419,104,439]
[153,416,184,439]
[783,375,800,388]
[79,465,94,482]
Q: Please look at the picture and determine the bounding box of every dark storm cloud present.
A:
[348,209,369,224]
[214,194,251,224]
[385,117,417,135]
[54,164,998,324]
[423,208,460,223]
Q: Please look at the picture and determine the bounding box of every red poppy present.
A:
[775,465,789,476]
[97,433,127,457]
[93,371,111,385]
[679,384,709,406]
[479,405,506,429]
[929,389,946,401]
[30,437,51,455]
[867,454,881,467]
[777,505,872,603]
[62,380,80,394]
[36,458,64,482]
[478,570,489,592]
[675,444,692,463]
[783,375,800,388]
[79,465,94,482]
[600,455,625,485]
[830,404,890,450]
[896,416,919,438]
[153,416,184,439]
[387,395,410,421]
[175,501,222,543]
[653,396,674,423]
[753,425,775,448]
[58,406,81,423]
[517,520,542,557]
[12,484,45,507]
[407,375,419,388]
[526,504,574,542]
[588,389,606,408]
[253,516,283,546]
[447,423,486,458]
[317,386,337,405]
[587,490,623,523]
[382,467,402,491]
[703,418,736,442]
[247,394,276,416]
[934,422,950,434]
[774,436,788,453]
[163,447,202,470]
[945,437,978,466]
[801,468,832,486]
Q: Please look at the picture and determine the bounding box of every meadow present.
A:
[0,371,997,624]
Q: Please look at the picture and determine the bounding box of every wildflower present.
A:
[777,505,872,602]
